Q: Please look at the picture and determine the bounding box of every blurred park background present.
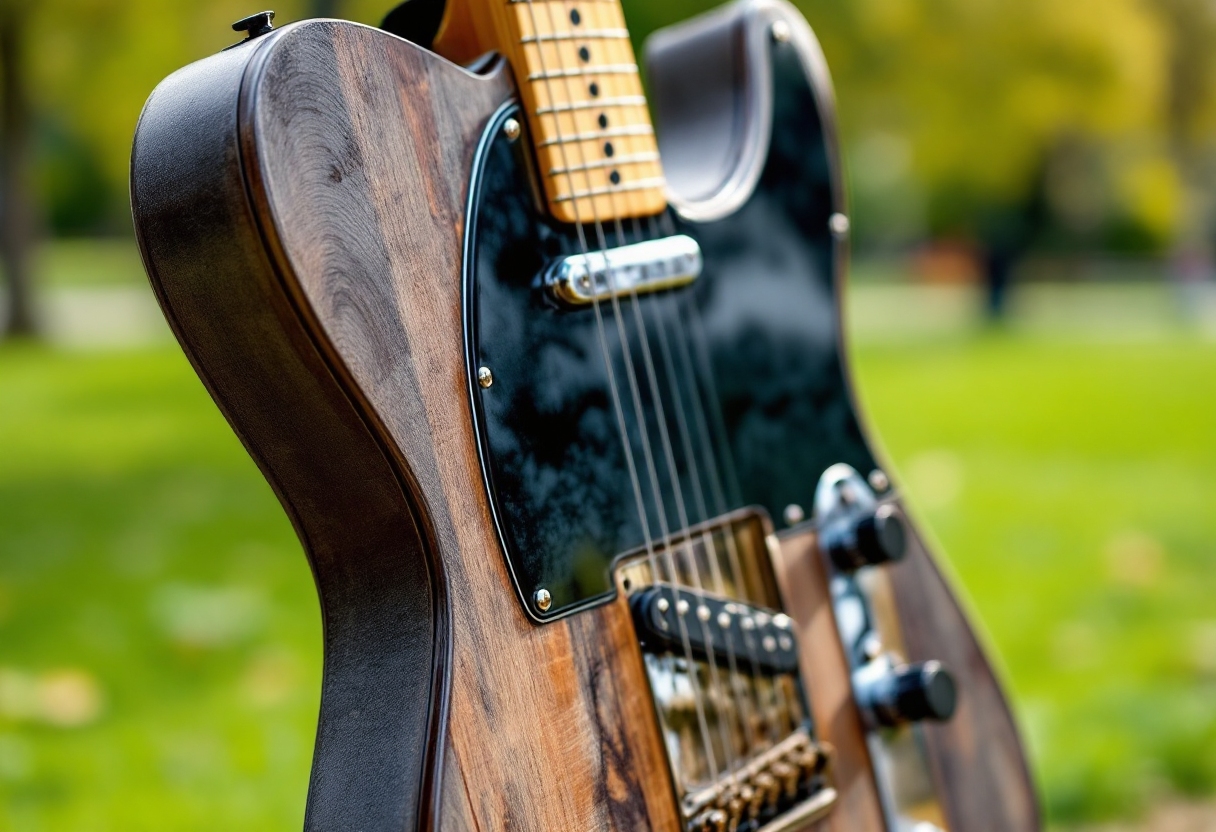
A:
[1,0,1215,829]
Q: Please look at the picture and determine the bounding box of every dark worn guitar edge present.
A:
[131,29,445,832]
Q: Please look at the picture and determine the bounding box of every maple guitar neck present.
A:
[433,0,667,223]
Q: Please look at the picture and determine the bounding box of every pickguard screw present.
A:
[783,503,805,526]
[868,469,890,492]
[829,212,851,237]
[477,366,494,389]
[534,588,552,612]
[504,118,522,141]
[771,20,791,43]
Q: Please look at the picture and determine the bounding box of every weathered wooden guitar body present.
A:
[131,2,1039,831]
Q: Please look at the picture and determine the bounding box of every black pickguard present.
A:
[465,40,874,619]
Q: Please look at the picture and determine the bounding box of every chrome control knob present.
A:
[856,660,957,728]
[822,503,907,572]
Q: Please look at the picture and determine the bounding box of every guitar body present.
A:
[131,2,1038,831]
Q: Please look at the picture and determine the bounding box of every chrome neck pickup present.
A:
[544,234,702,307]
[631,585,801,676]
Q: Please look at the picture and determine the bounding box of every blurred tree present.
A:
[1158,0,1216,281]
[0,0,1211,289]
[0,1,38,338]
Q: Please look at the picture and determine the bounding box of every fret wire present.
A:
[520,29,629,43]
[536,96,647,115]
[554,177,668,203]
[549,153,660,176]
[527,65,638,81]
[538,125,654,146]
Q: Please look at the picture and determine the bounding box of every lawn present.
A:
[1,267,1215,829]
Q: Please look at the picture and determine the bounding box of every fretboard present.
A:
[435,0,668,224]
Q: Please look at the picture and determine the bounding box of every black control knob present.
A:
[823,503,907,572]
[860,661,957,728]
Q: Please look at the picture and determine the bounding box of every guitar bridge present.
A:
[616,508,837,832]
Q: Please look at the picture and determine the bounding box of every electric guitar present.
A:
[130,1,1039,830]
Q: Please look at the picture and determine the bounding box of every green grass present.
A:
[0,345,319,832]
[2,275,1215,829]
[34,240,148,290]
[850,328,1216,824]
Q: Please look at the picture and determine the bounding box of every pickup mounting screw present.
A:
[477,366,494,389]
[534,588,552,612]
[504,118,522,141]
[233,11,275,39]
[771,20,791,43]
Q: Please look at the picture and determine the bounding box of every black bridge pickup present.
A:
[631,585,801,676]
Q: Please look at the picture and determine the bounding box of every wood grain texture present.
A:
[775,530,886,832]
[241,21,680,832]
[884,510,1041,832]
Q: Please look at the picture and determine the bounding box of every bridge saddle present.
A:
[616,508,837,832]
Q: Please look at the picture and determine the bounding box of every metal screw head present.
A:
[829,212,850,237]
[503,118,522,141]
[868,469,890,492]
[783,503,805,526]
[861,634,884,662]
[477,366,494,389]
[771,20,791,43]
[534,588,552,612]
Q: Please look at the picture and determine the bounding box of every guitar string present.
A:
[648,212,797,744]
[662,208,801,737]
[641,215,784,749]
[601,209,742,779]
[569,0,746,779]
[631,214,759,756]
[519,0,721,780]
[536,0,742,782]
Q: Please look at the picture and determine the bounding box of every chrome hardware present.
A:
[533,588,552,612]
[755,787,837,832]
[477,366,494,389]
[770,20,792,43]
[503,118,522,141]
[829,212,850,237]
[544,235,702,307]
[868,468,890,493]
[782,503,805,527]
[616,508,837,832]
[815,463,951,830]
